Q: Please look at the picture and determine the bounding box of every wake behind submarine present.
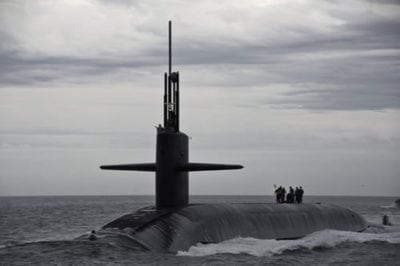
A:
[97,21,367,252]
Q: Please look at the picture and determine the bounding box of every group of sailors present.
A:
[275,186,304,204]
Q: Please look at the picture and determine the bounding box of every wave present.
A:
[177,229,400,257]
[0,232,84,250]
[4,227,400,257]
[381,198,400,209]
[0,229,148,252]
[381,204,397,209]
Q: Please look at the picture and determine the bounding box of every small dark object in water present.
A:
[395,198,400,208]
[382,214,392,226]
[89,230,97,241]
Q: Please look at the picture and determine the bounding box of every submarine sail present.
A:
[100,21,243,209]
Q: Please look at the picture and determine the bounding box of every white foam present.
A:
[381,199,400,209]
[177,229,400,257]
[381,204,396,209]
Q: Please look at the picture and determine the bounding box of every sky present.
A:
[0,0,399,197]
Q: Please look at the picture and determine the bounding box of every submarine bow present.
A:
[100,21,243,209]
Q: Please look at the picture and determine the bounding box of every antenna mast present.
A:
[169,21,172,77]
[164,20,179,131]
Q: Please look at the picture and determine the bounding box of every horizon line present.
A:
[0,194,398,198]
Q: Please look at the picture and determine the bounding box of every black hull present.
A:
[101,203,367,252]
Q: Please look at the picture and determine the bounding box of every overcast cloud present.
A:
[0,0,399,196]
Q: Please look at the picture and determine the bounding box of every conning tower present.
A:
[100,21,243,209]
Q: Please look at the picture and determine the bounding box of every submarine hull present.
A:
[101,203,367,252]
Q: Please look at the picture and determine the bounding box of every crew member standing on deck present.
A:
[281,186,286,203]
[274,186,280,203]
[295,187,300,203]
[288,186,294,203]
[299,186,304,203]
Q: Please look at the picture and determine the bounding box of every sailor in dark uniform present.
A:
[295,187,300,203]
[299,186,304,203]
[275,186,280,203]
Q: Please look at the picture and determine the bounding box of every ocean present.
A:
[0,195,399,265]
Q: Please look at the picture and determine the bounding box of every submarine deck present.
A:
[101,203,367,252]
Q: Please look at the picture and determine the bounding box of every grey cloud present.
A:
[364,0,400,4]
[271,85,400,111]
[0,0,399,112]
[0,49,164,86]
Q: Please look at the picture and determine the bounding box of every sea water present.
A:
[0,195,399,265]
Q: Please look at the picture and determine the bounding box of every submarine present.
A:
[97,21,367,252]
